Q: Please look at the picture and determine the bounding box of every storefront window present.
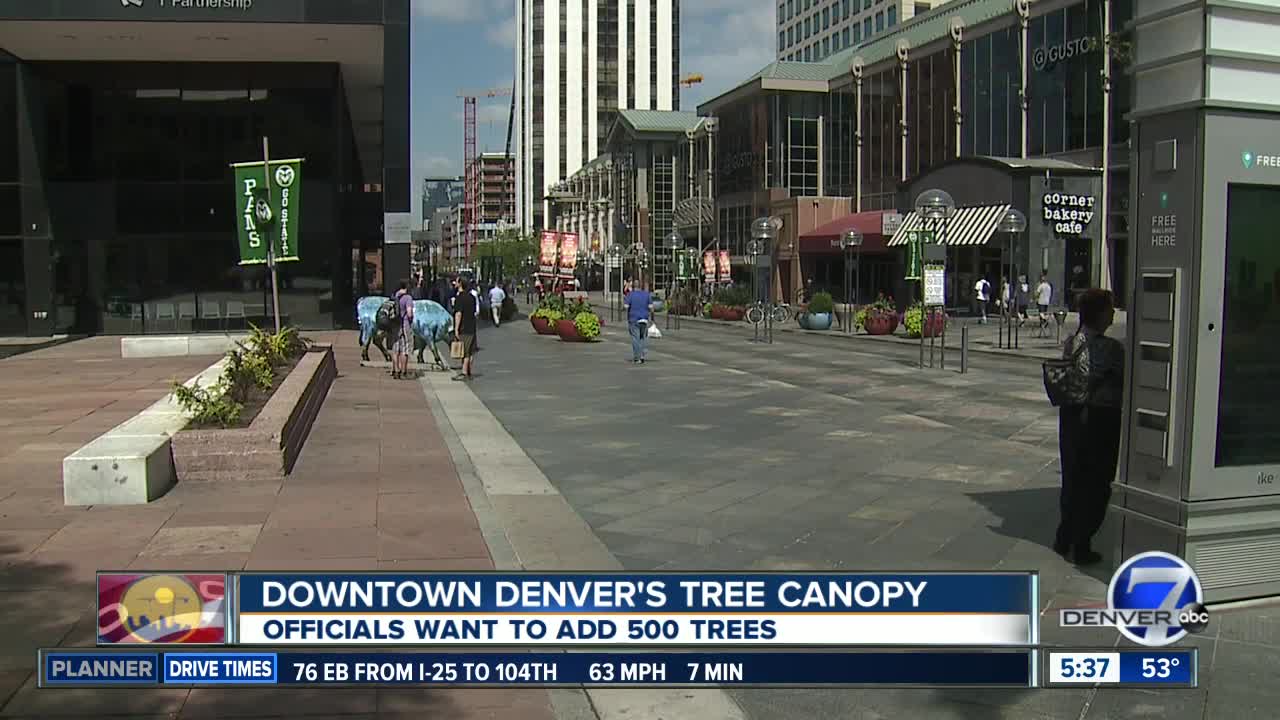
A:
[1028,0,1104,155]
[861,68,900,209]
[961,26,1020,158]
[909,50,955,178]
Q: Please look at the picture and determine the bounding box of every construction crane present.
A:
[457,86,514,260]
[679,73,703,88]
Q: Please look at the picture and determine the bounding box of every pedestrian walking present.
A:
[1016,275,1030,324]
[488,283,506,326]
[1053,288,1124,566]
[972,276,991,323]
[392,280,415,380]
[1036,272,1054,333]
[625,278,653,364]
[451,277,478,382]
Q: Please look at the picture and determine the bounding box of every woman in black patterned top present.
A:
[1055,289,1125,566]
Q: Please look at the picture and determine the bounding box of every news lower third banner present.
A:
[40,649,1037,688]
[95,572,1037,647]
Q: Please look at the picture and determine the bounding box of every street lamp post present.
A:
[839,229,863,333]
[913,189,957,369]
[996,208,1028,351]
[607,243,623,323]
[667,231,683,331]
[751,216,779,344]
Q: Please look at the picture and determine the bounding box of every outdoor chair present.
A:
[177,301,197,330]
[200,300,222,329]
[153,303,176,331]
[225,300,246,329]
[129,303,143,330]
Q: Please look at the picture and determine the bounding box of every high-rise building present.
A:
[421,176,464,227]
[775,0,949,62]
[515,0,681,233]
[477,153,516,226]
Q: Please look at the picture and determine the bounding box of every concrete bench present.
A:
[62,358,228,506]
[121,334,248,358]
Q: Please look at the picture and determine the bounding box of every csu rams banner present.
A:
[232,158,304,265]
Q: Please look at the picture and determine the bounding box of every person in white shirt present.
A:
[488,284,506,326]
[1036,273,1053,312]
[973,276,991,324]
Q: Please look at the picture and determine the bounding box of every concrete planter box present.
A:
[121,334,248,358]
[171,344,336,481]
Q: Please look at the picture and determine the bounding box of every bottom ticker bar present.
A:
[40,650,1033,688]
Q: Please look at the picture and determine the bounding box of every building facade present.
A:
[421,175,463,226]
[0,0,410,336]
[776,0,950,63]
[706,0,1133,308]
[477,152,515,226]
[554,109,714,291]
[514,0,681,234]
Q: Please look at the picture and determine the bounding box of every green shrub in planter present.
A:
[574,312,601,340]
[532,307,563,322]
[807,291,835,315]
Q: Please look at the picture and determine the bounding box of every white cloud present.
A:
[486,20,515,49]
[413,0,512,23]
[680,0,776,109]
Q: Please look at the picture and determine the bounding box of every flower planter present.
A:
[923,312,947,338]
[556,318,588,342]
[531,316,556,334]
[722,307,745,322]
[864,313,899,335]
[799,312,833,330]
[171,345,336,480]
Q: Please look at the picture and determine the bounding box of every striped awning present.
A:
[887,204,1012,247]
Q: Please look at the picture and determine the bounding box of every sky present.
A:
[409,0,776,224]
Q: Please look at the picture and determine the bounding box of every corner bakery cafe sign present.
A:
[1042,192,1096,235]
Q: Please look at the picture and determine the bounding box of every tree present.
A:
[475,229,537,280]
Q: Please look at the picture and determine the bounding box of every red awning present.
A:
[798,211,894,254]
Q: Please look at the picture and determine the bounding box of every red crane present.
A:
[457,86,513,261]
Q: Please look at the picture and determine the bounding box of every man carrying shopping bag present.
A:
[625,278,654,364]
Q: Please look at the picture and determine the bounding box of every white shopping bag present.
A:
[647,325,662,339]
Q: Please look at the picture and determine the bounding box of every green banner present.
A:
[674,248,699,280]
[904,230,936,281]
[232,158,304,265]
[905,232,921,281]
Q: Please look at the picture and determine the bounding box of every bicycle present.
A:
[745,301,792,325]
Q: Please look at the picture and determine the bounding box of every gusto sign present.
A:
[1042,193,1096,236]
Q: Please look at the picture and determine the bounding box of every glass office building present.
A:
[0,0,410,336]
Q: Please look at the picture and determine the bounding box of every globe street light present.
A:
[996,207,1028,349]
[913,189,957,368]
[608,243,624,321]
[839,229,863,333]
[751,216,781,344]
[666,231,684,330]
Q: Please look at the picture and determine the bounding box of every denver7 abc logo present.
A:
[1060,552,1210,647]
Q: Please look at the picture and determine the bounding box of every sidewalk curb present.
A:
[664,313,1066,363]
[420,374,749,720]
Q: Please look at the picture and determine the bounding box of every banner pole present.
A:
[263,136,282,334]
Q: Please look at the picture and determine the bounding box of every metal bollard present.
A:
[960,324,969,374]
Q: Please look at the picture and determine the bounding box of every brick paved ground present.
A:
[463,314,1280,720]
[0,333,554,719]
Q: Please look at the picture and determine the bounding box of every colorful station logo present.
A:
[97,573,227,645]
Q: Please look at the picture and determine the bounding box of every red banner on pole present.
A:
[717,250,731,279]
[558,233,579,279]
[703,252,717,283]
[538,231,558,275]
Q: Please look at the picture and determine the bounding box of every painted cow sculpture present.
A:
[357,296,453,368]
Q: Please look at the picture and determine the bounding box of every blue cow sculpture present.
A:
[357,296,454,369]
